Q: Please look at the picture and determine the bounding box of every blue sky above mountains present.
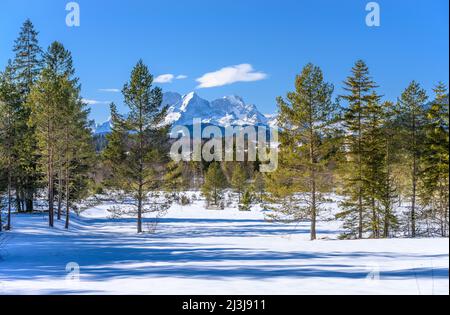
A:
[1,0,448,123]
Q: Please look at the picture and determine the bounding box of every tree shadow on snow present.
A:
[0,215,448,283]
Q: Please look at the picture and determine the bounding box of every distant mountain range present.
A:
[93,92,278,135]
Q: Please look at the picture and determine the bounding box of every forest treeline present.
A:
[1,20,448,239]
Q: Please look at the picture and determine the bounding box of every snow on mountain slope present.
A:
[94,118,113,135]
[162,92,270,127]
[94,92,275,135]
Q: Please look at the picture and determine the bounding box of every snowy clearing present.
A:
[0,197,448,295]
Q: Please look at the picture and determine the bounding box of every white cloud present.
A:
[154,74,175,84]
[154,74,188,84]
[83,99,111,105]
[196,64,267,89]
[99,88,120,93]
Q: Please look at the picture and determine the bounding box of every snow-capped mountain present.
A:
[94,118,113,135]
[94,92,276,135]
[162,92,269,127]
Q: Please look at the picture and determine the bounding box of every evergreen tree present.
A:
[337,60,379,239]
[12,19,43,212]
[27,41,91,228]
[380,101,400,238]
[164,161,185,193]
[361,93,388,238]
[231,163,247,203]
[397,81,428,237]
[62,100,94,229]
[270,63,336,240]
[102,103,128,188]
[239,190,253,211]
[104,60,171,233]
[0,63,20,230]
[421,83,449,237]
[252,172,265,203]
[43,42,81,222]
[202,162,227,208]
[13,19,42,96]
[28,69,69,227]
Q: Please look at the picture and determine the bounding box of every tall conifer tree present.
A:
[397,81,428,237]
[337,60,379,239]
[0,63,21,230]
[12,19,43,212]
[104,60,171,233]
[202,162,227,207]
[421,83,449,237]
[268,63,336,240]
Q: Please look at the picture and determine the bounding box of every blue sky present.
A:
[1,0,448,123]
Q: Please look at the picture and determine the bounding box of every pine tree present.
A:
[164,161,185,193]
[361,93,387,238]
[104,60,171,233]
[51,42,94,229]
[102,103,128,189]
[42,42,81,222]
[13,19,42,96]
[231,163,247,203]
[380,101,400,238]
[0,62,20,230]
[270,63,336,240]
[202,162,227,208]
[239,190,253,211]
[62,101,94,229]
[252,172,265,203]
[12,19,43,212]
[397,81,428,237]
[337,60,379,239]
[421,83,449,237]
[28,70,69,227]
[27,41,87,228]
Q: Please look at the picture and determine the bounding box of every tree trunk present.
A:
[214,187,218,206]
[65,166,70,230]
[411,156,417,238]
[310,128,317,241]
[16,190,22,213]
[439,182,448,238]
[384,214,390,238]
[7,169,12,231]
[384,140,391,239]
[358,108,363,239]
[137,106,144,234]
[137,184,143,233]
[371,195,378,238]
[25,195,33,212]
[411,114,417,238]
[311,189,317,241]
[57,167,62,220]
[48,149,54,228]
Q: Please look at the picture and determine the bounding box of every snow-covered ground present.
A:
[0,194,448,295]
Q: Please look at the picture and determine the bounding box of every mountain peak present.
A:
[223,95,245,104]
[94,91,275,135]
[94,118,113,135]
[183,91,197,99]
